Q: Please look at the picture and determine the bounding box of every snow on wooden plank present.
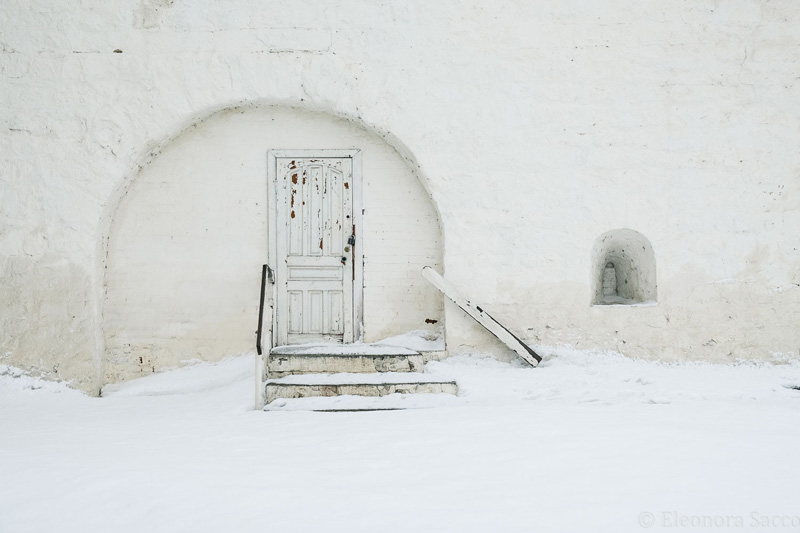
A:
[421,267,541,367]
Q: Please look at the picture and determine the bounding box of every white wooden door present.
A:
[271,152,361,345]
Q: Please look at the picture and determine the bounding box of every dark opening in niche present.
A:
[591,229,657,306]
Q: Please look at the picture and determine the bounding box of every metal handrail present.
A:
[256,264,273,355]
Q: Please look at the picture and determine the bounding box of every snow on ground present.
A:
[375,329,446,352]
[2,351,800,533]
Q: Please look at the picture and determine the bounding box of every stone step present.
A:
[264,372,458,404]
[263,393,462,412]
[267,344,424,378]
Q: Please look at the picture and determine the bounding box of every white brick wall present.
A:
[2,0,800,392]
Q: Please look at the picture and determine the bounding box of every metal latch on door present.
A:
[342,234,356,264]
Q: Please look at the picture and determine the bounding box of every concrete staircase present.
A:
[262,344,458,411]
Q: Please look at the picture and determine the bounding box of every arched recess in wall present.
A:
[591,229,657,306]
[102,105,443,384]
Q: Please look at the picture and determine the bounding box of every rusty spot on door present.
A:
[344,182,349,189]
[291,173,298,184]
[425,318,438,324]
[291,211,296,218]
[319,239,323,250]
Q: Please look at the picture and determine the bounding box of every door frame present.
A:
[267,149,364,347]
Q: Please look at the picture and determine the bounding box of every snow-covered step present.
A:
[264,372,458,404]
[263,393,463,412]
[267,344,424,378]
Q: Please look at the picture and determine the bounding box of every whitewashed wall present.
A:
[104,107,443,383]
[2,0,799,393]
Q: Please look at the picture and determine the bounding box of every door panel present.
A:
[275,156,354,345]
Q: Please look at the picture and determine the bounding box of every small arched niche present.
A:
[591,229,656,306]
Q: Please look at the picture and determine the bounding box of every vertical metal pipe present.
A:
[256,264,268,356]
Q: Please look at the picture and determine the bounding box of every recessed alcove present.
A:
[591,229,656,306]
[102,105,443,383]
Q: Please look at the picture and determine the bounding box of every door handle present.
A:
[341,256,347,264]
